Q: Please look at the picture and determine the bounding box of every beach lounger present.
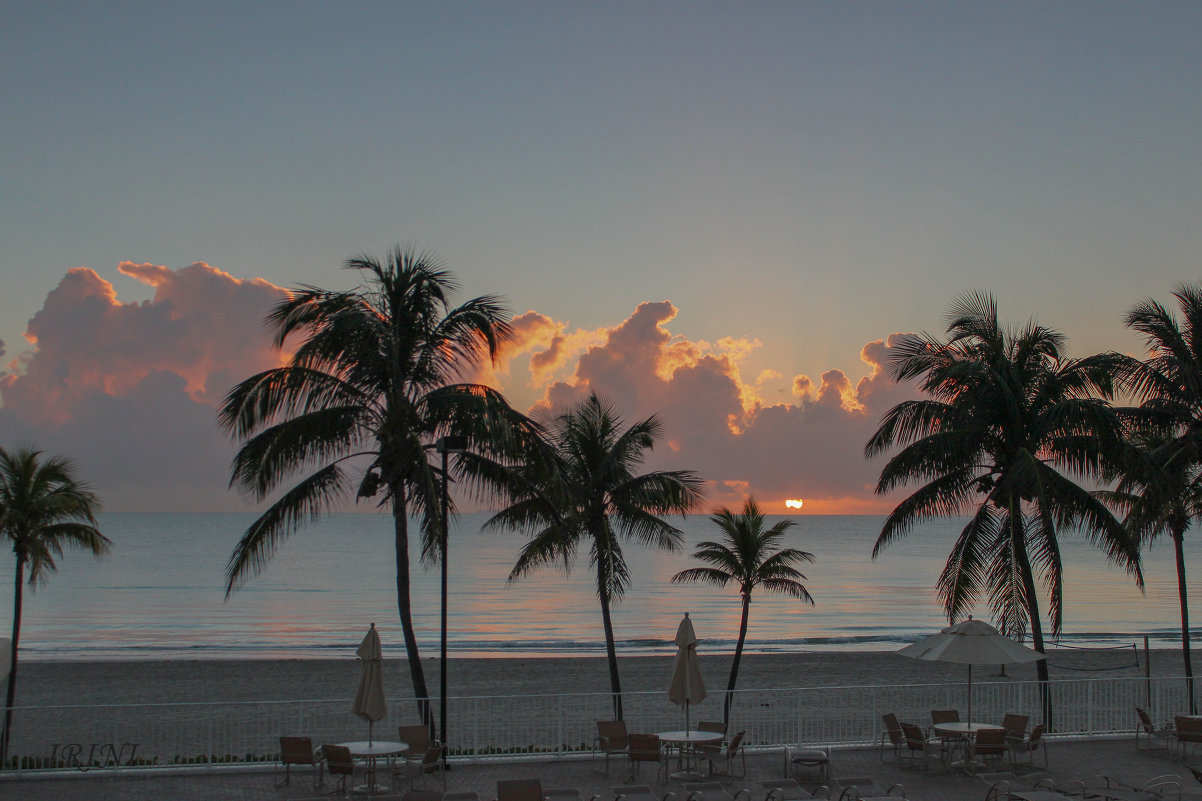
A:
[611,784,676,801]
[785,745,830,782]
[682,781,752,801]
[1135,709,1173,751]
[762,779,831,801]
[498,779,545,801]
[276,735,323,789]
[546,789,601,801]
[830,777,906,801]
[1080,775,1182,801]
[444,793,481,801]
[403,791,447,801]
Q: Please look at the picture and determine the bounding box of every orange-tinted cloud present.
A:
[0,262,287,510]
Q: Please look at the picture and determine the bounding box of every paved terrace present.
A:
[3,736,1200,801]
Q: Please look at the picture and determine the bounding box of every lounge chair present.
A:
[698,730,746,778]
[321,744,361,798]
[1080,775,1182,801]
[899,722,944,772]
[1008,725,1047,771]
[881,713,906,763]
[403,792,446,801]
[497,780,545,801]
[785,745,830,782]
[627,734,668,782]
[611,784,676,801]
[1136,709,1173,751]
[762,780,831,801]
[597,720,631,774]
[394,743,445,790]
[546,789,601,801]
[275,735,322,789]
[1176,717,1202,759]
[830,777,906,801]
[682,782,752,801]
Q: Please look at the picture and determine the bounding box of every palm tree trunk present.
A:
[598,582,624,720]
[1012,502,1052,728]
[1173,527,1195,713]
[2,557,24,770]
[391,495,433,733]
[724,593,751,728]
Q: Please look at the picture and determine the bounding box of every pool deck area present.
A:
[4,736,1200,801]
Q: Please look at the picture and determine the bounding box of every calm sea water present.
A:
[0,512,1196,661]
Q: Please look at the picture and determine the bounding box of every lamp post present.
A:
[436,434,466,764]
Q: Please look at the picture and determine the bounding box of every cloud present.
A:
[1,267,918,514]
[0,262,286,511]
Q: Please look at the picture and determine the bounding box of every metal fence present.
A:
[4,674,1191,773]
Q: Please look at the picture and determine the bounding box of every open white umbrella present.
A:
[352,623,387,745]
[668,613,707,733]
[897,616,1045,721]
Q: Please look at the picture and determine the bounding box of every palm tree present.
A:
[218,247,523,731]
[1110,284,1202,711]
[671,497,813,726]
[863,291,1141,725]
[1102,430,1201,712]
[479,393,705,719]
[0,447,109,768]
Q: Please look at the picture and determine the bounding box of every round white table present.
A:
[931,723,1002,774]
[657,730,724,780]
[338,740,408,795]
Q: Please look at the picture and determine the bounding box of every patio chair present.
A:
[762,779,831,801]
[972,728,1009,772]
[1001,715,1030,741]
[1176,717,1202,759]
[698,730,746,778]
[881,713,906,763]
[627,734,668,783]
[930,710,965,758]
[932,710,961,725]
[1135,709,1173,751]
[611,784,677,801]
[597,720,631,774]
[899,722,945,772]
[497,780,544,801]
[682,782,752,801]
[394,743,446,790]
[321,744,361,798]
[398,723,433,762]
[275,735,323,789]
[1008,724,1047,771]
[786,745,831,782]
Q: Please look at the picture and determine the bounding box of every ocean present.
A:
[1,512,1194,661]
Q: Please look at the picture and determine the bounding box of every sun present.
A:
[784,499,804,510]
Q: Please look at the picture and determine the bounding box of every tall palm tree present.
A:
[1102,430,1201,712]
[218,247,523,731]
[671,497,813,726]
[479,393,705,719]
[864,291,1141,725]
[1111,284,1202,711]
[0,447,109,767]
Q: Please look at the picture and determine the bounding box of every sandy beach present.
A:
[15,645,1178,707]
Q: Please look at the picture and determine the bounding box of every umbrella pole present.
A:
[967,664,972,723]
[369,719,374,747]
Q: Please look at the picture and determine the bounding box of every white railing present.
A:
[3,675,1192,773]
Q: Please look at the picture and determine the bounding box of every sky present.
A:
[1,1,1201,515]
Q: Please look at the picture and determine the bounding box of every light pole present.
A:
[436,434,466,763]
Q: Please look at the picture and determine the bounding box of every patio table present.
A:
[338,739,407,795]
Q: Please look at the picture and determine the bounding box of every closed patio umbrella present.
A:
[897,616,1044,721]
[352,623,387,745]
[668,612,707,733]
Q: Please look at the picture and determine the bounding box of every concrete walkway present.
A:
[2,736,1197,801]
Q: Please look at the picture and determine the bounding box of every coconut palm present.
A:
[671,497,813,726]
[0,447,109,767]
[1110,284,1202,711]
[218,247,523,730]
[479,393,705,719]
[864,291,1141,724]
